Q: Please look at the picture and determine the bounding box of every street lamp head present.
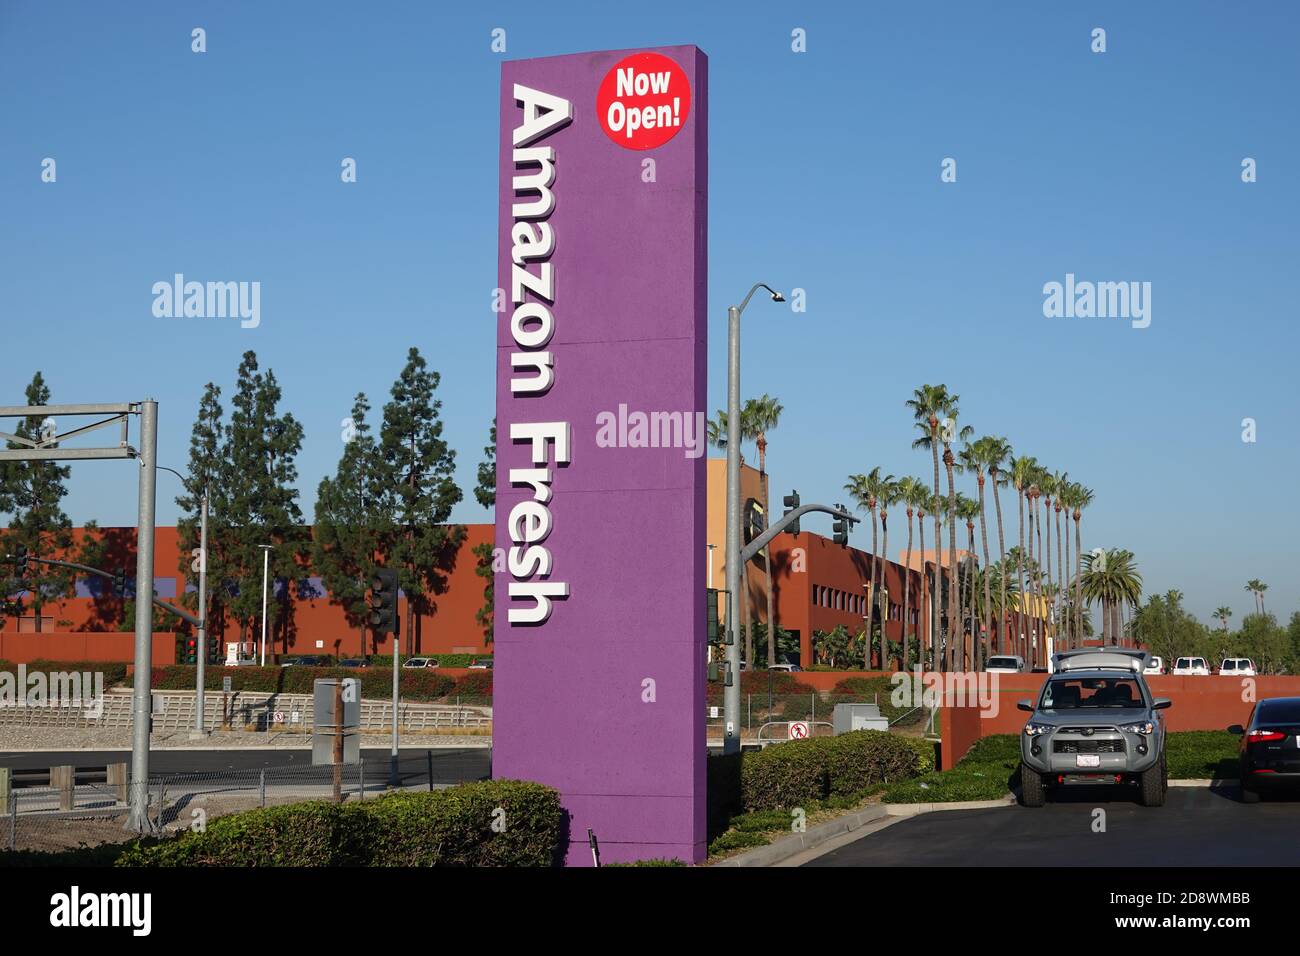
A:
[770,290,786,303]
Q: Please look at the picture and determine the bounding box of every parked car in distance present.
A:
[769,663,802,673]
[468,659,493,670]
[402,657,438,669]
[1219,657,1257,677]
[986,655,1026,674]
[282,656,326,667]
[1230,696,1300,802]
[1144,655,1165,675]
[338,658,369,668]
[1172,656,1210,676]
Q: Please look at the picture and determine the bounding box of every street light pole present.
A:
[194,487,208,735]
[723,283,784,757]
[259,545,274,666]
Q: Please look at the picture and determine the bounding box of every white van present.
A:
[1172,656,1210,676]
[985,655,1026,674]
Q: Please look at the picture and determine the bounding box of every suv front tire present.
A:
[1020,764,1046,807]
[1138,757,1167,807]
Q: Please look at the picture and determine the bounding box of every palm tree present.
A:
[1245,579,1267,615]
[746,394,784,667]
[985,437,1012,653]
[960,438,997,666]
[845,467,894,667]
[1052,471,1067,649]
[1056,481,1076,648]
[896,477,926,669]
[1081,548,1143,645]
[1215,606,1232,632]
[942,415,972,672]
[907,385,954,668]
[1038,469,1059,657]
[876,478,903,670]
[956,493,981,668]
[1071,484,1094,644]
[1008,455,1038,663]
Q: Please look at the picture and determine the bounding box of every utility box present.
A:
[832,702,888,734]
[312,678,361,766]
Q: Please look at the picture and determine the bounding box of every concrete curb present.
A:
[883,794,1016,814]
[712,805,891,867]
[1170,778,1234,788]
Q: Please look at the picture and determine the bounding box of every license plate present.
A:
[1076,754,1101,768]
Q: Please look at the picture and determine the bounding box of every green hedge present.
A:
[739,730,925,811]
[116,780,562,867]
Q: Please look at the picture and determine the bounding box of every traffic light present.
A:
[206,636,219,663]
[369,568,400,637]
[832,504,849,547]
[111,567,127,597]
[782,490,800,536]
[13,545,27,577]
[706,588,719,644]
[184,637,198,665]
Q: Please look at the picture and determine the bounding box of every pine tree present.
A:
[188,352,308,652]
[471,419,495,644]
[176,382,228,636]
[377,348,465,649]
[313,394,387,656]
[0,373,75,632]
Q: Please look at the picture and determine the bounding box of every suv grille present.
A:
[1054,739,1126,755]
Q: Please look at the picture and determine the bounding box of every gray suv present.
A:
[1018,648,1172,807]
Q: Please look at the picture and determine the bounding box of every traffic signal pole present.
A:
[127,399,158,833]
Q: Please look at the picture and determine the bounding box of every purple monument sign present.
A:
[493,46,708,865]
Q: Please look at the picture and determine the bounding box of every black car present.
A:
[1231,696,1300,802]
[338,658,370,668]
[283,655,327,667]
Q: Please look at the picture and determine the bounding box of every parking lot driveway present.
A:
[804,787,1300,867]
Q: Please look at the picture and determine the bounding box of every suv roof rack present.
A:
[1052,647,1150,673]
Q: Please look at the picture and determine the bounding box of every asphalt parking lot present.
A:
[805,786,1300,867]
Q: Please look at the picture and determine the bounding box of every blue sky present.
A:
[3,1,1297,624]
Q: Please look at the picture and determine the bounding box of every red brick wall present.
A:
[0,631,178,666]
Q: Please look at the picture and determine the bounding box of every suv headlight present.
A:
[1024,722,1053,737]
[1120,721,1155,735]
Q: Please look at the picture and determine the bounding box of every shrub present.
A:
[900,736,938,775]
[732,730,926,812]
[452,671,493,699]
[740,739,829,811]
[813,731,920,797]
[116,779,562,867]
[708,830,770,855]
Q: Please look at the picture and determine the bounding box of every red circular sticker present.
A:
[596,52,691,150]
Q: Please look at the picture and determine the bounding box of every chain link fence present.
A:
[704,692,934,743]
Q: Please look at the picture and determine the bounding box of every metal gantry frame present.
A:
[0,401,161,832]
